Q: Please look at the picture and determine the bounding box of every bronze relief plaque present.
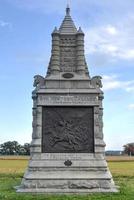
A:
[42,106,94,153]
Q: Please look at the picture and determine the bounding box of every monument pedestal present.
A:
[18,154,117,193]
[17,78,117,193]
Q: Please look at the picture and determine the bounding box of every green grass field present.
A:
[0,156,134,200]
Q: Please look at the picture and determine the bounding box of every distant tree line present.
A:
[0,141,30,155]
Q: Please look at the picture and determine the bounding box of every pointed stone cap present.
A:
[52,27,59,35]
[59,5,77,34]
[77,27,84,35]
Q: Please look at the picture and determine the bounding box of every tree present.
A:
[123,143,134,156]
[0,141,21,155]
[23,143,30,155]
[0,141,30,155]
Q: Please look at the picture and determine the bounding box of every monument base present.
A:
[16,75,118,193]
[17,153,118,193]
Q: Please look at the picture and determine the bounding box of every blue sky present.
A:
[0,0,134,150]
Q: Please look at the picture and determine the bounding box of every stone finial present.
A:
[59,5,77,34]
[52,27,59,35]
[66,4,70,16]
[77,27,84,35]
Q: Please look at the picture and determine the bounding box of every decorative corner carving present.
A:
[91,76,102,88]
[33,75,45,90]
[98,93,104,100]
[94,107,99,114]
[32,108,37,116]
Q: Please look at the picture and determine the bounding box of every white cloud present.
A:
[0,19,12,28]
[126,87,134,92]
[102,75,134,91]
[105,134,134,150]
[85,15,134,61]
[105,25,118,35]
[128,104,134,110]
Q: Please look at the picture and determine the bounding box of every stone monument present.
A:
[17,5,118,193]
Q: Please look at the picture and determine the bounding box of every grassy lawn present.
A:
[108,161,134,177]
[0,156,134,200]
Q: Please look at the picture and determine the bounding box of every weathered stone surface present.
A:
[17,188,118,193]
[29,160,107,168]
[24,170,112,180]
[21,179,115,190]
[40,153,104,160]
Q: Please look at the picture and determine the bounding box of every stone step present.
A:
[28,168,108,172]
[21,178,116,190]
[29,160,107,168]
[17,187,118,193]
[24,170,112,180]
